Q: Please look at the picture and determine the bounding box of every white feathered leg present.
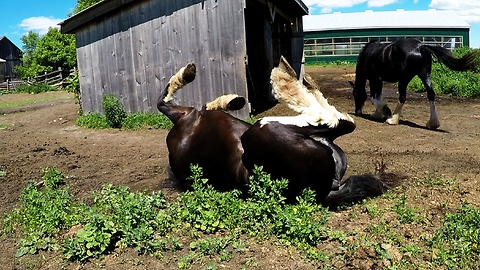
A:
[386,102,404,125]
[426,101,440,129]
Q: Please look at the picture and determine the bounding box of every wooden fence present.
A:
[0,67,76,91]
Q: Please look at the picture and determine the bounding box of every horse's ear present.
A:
[348,81,355,88]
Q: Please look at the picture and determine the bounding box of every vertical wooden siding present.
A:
[75,0,249,118]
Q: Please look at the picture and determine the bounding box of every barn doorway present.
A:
[244,2,297,115]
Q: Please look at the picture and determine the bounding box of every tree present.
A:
[14,31,41,79]
[72,0,103,15]
[15,28,76,80]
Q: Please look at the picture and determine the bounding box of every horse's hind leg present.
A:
[421,74,440,129]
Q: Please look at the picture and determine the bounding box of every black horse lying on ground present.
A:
[157,58,400,208]
[349,38,480,129]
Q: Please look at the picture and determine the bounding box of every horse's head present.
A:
[349,81,367,115]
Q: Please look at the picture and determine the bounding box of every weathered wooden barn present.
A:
[60,0,308,118]
[0,36,22,80]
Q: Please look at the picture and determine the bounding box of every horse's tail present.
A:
[420,45,480,71]
[323,161,404,209]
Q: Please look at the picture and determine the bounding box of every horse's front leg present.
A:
[385,80,409,125]
[422,75,440,129]
[369,80,391,119]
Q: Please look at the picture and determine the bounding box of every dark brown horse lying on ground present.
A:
[156,63,251,191]
[158,59,400,207]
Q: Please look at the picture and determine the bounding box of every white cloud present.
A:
[367,0,398,8]
[303,0,366,13]
[303,0,399,13]
[430,0,480,24]
[19,16,63,35]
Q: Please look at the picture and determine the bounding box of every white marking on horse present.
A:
[426,101,440,129]
[205,94,241,110]
[386,102,404,125]
[370,96,388,119]
[269,56,354,128]
[164,66,189,102]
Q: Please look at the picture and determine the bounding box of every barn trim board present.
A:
[61,0,308,118]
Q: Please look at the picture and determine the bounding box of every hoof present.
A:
[382,106,392,118]
[370,110,384,119]
[386,116,399,125]
[426,120,440,130]
[355,109,363,116]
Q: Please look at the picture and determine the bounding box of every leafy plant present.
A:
[64,69,82,114]
[14,83,58,94]
[430,203,480,269]
[2,168,84,257]
[76,113,110,129]
[176,165,243,233]
[63,214,117,262]
[102,94,126,128]
[121,112,173,130]
[393,195,418,224]
[408,46,480,97]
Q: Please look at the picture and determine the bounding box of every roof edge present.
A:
[60,0,138,34]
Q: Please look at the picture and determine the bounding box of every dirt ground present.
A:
[1,66,480,269]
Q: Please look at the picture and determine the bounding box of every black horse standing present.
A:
[349,38,479,129]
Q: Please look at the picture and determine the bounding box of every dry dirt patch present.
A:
[1,66,479,269]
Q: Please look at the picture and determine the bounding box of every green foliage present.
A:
[408,47,480,97]
[272,189,330,247]
[393,195,418,224]
[91,184,170,255]
[0,124,11,130]
[101,94,126,128]
[64,69,82,114]
[14,31,41,79]
[16,28,76,80]
[2,168,84,257]
[190,236,232,256]
[430,203,480,269]
[76,111,173,130]
[76,113,110,129]
[71,0,103,15]
[63,214,117,262]
[10,168,480,268]
[176,165,243,233]
[121,113,173,130]
[14,83,58,94]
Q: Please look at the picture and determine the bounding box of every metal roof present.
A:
[61,0,308,34]
[304,9,470,32]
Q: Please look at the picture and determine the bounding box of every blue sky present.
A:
[1,0,479,50]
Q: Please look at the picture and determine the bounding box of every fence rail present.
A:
[0,68,76,91]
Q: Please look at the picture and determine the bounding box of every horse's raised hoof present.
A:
[370,110,384,119]
[226,96,246,111]
[382,106,392,118]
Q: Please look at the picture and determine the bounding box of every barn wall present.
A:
[0,37,22,79]
[75,0,249,118]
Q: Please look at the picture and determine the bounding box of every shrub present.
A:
[408,47,480,97]
[14,83,58,94]
[102,94,126,128]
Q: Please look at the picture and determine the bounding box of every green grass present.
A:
[0,96,66,110]
[0,124,11,129]
[76,94,173,130]
[2,167,479,269]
